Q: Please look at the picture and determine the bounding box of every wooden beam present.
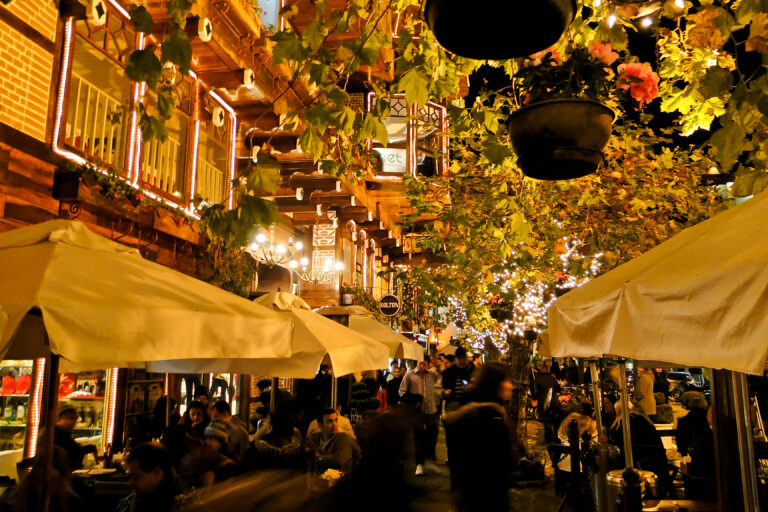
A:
[288,173,340,192]
[309,191,353,207]
[274,197,316,212]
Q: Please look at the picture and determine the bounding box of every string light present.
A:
[675,0,684,8]
[640,16,653,28]
[608,13,617,28]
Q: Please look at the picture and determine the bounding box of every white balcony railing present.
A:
[141,135,183,197]
[65,72,126,169]
[196,159,226,204]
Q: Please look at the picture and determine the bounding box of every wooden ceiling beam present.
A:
[274,197,316,212]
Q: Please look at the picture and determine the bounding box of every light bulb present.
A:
[295,241,304,251]
[335,261,344,271]
[594,0,602,5]
[276,244,286,254]
[607,13,617,28]
[300,257,309,266]
[640,16,652,28]
[674,0,684,7]
[255,233,267,244]
[289,260,298,269]
[249,242,258,251]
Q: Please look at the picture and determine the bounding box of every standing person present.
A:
[210,401,249,465]
[386,366,405,409]
[652,368,670,403]
[399,359,439,476]
[635,367,657,420]
[441,348,475,408]
[116,443,187,512]
[54,406,98,472]
[444,362,514,512]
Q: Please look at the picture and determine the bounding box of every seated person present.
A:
[168,400,208,465]
[556,412,598,472]
[178,421,237,487]
[116,443,186,512]
[252,412,304,469]
[609,400,672,497]
[676,399,716,500]
[305,408,361,475]
[210,400,250,465]
[54,406,97,471]
[306,405,356,439]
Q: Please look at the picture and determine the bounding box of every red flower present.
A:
[528,46,562,66]
[589,41,619,65]
[556,271,569,281]
[136,194,145,202]
[617,62,660,107]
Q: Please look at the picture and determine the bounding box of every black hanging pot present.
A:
[423,0,577,60]
[490,308,514,322]
[507,99,615,180]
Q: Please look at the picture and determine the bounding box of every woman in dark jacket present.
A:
[444,362,514,512]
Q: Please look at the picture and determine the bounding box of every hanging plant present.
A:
[423,0,577,60]
[507,43,659,179]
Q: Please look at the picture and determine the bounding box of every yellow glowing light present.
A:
[25,358,47,459]
[608,14,617,28]
[640,16,653,28]
[105,367,119,446]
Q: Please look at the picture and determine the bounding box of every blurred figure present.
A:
[386,366,405,408]
[634,367,657,419]
[653,368,670,403]
[442,347,475,408]
[445,362,514,512]
[305,408,360,475]
[210,401,249,465]
[55,406,97,472]
[149,397,180,440]
[2,447,80,512]
[556,413,597,472]
[179,421,237,487]
[252,412,304,470]
[399,359,439,476]
[117,443,186,512]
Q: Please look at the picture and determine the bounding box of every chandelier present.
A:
[290,258,343,284]
[248,231,300,266]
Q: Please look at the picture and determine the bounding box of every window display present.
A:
[0,360,33,452]
[58,370,107,441]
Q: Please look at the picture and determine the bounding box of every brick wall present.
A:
[0,2,58,142]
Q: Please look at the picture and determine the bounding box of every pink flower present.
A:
[617,62,660,106]
[136,194,145,202]
[589,41,619,65]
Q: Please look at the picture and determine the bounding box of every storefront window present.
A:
[58,370,108,448]
[0,360,33,479]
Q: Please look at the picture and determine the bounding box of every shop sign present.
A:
[378,294,401,316]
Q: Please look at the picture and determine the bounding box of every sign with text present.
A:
[374,148,407,174]
[378,294,401,317]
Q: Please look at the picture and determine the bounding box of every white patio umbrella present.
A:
[0,220,295,372]
[252,292,390,378]
[314,305,424,361]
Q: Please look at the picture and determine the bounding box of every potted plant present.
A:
[508,42,659,180]
[423,0,577,60]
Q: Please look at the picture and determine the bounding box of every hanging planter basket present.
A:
[490,308,515,323]
[507,99,615,180]
[423,0,577,60]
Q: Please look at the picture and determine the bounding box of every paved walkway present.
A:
[409,420,564,512]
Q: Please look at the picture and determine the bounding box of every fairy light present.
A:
[52,19,86,166]
[189,78,201,202]
[608,13,617,28]
[25,358,47,459]
[675,0,684,7]
[104,367,119,446]
[594,0,602,5]
[209,90,237,209]
[640,16,653,28]
[106,0,131,18]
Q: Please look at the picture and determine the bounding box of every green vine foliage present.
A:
[201,238,257,297]
[126,3,195,142]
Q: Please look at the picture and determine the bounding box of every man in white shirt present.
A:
[399,359,438,476]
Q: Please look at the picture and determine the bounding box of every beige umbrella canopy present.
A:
[315,305,424,361]
[548,189,768,375]
[252,292,390,377]
[0,220,294,373]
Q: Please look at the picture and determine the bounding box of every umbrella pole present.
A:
[618,361,633,468]
[40,354,60,512]
[331,375,338,410]
[589,360,609,512]
[589,361,603,437]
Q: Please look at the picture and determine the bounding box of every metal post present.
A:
[589,360,609,512]
[40,354,60,512]
[589,361,603,437]
[331,375,338,410]
[618,362,633,468]
[732,371,760,511]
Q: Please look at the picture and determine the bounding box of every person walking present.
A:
[635,367,657,420]
[399,359,439,476]
[444,362,514,512]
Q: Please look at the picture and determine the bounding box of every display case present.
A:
[0,360,35,481]
[57,370,109,448]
